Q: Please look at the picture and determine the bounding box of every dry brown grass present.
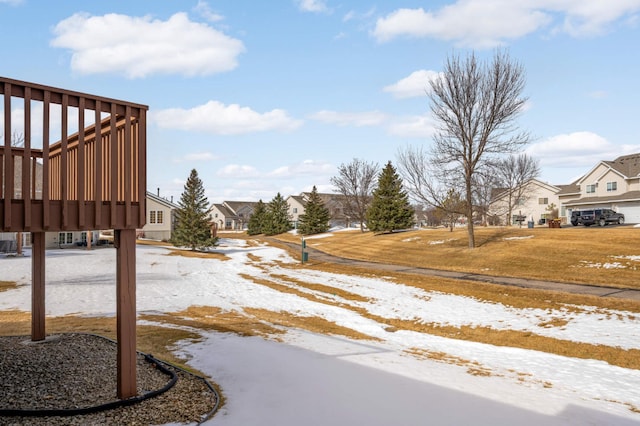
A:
[0,281,18,292]
[262,227,640,289]
[0,310,201,372]
[166,249,230,261]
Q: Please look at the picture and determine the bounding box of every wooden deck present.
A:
[1,76,148,400]
[1,77,147,233]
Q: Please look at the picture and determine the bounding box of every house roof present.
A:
[211,203,236,218]
[146,191,178,209]
[224,201,257,213]
[288,195,306,206]
[555,179,581,196]
[490,178,560,203]
[562,190,640,207]
[603,153,640,178]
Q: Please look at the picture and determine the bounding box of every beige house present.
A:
[142,191,178,241]
[489,179,562,225]
[209,201,257,231]
[557,153,640,224]
[286,192,351,229]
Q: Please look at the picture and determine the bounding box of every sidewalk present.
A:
[280,240,640,302]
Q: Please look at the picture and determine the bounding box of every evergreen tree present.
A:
[366,161,414,233]
[263,193,292,236]
[298,186,331,235]
[247,200,267,235]
[171,169,218,250]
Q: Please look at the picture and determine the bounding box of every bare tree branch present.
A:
[330,158,379,232]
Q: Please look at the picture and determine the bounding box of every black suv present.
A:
[577,209,625,227]
[570,210,581,226]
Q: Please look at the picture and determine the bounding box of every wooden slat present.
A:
[138,109,147,227]
[78,97,86,227]
[23,88,32,229]
[61,94,68,229]
[3,82,12,229]
[94,102,102,226]
[110,104,117,228]
[42,91,50,229]
[124,106,132,227]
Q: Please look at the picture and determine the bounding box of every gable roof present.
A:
[604,153,640,178]
[211,203,235,218]
[146,191,178,209]
[490,178,560,203]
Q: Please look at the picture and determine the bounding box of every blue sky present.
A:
[2,0,640,204]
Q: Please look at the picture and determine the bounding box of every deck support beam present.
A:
[115,228,137,399]
[31,232,45,341]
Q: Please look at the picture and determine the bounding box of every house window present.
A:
[538,198,548,205]
[293,208,298,214]
[607,182,617,192]
[150,211,156,224]
[157,211,164,224]
[58,232,73,244]
[586,184,596,193]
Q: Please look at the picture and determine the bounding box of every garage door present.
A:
[616,203,640,224]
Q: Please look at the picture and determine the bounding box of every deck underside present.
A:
[0,200,142,232]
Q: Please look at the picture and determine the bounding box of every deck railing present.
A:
[0,76,148,232]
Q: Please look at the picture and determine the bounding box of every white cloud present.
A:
[309,110,387,127]
[193,0,224,22]
[50,12,244,78]
[0,0,23,5]
[372,1,640,47]
[268,160,334,178]
[387,114,437,138]
[152,101,302,135]
[383,70,442,99]
[296,0,328,13]
[176,152,219,163]
[217,164,260,178]
[525,131,640,168]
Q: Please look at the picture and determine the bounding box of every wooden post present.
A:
[115,228,137,399]
[31,232,45,341]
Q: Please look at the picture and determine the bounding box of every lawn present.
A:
[262,225,640,289]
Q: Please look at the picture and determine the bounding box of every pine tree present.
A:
[263,193,292,236]
[247,200,267,235]
[366,161,414,233]
[298,186,331,235]
[171,169,218,250]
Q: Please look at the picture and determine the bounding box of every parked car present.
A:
[570,210,581,226]
[577,209,624,227]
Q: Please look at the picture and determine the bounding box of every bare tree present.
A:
[492,154,540,225]
[330,158,378,232]
[397,145,468,227]
[428,50,530,248]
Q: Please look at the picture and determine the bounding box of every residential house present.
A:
[286,195,306,229]
[287,192,350,229]
[142,191,178,241]
[489,179,562,225]
[209,201,257,231]
[558,153,640,223]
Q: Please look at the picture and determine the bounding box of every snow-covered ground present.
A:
[1,239,640,425]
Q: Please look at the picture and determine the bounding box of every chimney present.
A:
[157,187,160,196]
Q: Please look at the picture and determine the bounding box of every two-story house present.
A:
[142,191,178,241]
[558,153,640,224]
[489,179,562,225]
[209,201,257,231]
[287,192,350,229]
